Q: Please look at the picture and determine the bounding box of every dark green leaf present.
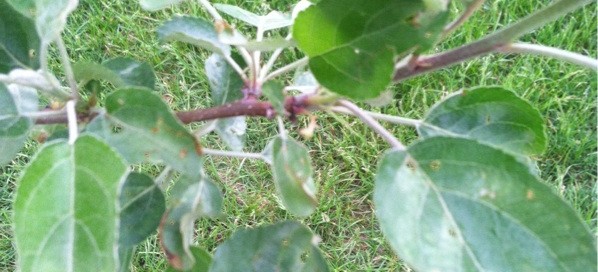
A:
[205,53,246,151]
[166,247,212,272]
[0,83,34,165]
[161,175,222,270]
[214,4,292,31]
[262,81,285,115]
[119,172,165,248]
[0,0,40,72]
[210,221,329,272]
[293,0,449,99]
[270,136,317,217]
[374,137,596,271]
[139,0,185,11]
[15,135,128,271]
[419,86,546,155]
[158,15,231,56]
[87,87,203,178]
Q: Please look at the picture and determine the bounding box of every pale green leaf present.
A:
[419,86,547,155]
[161,175,222,270]
[139,0,185,11]
[270,136,317,217]
[0,0,40,72]
[0,83,34,165]
[262,81,285,115]
[205,53,246,151]
[15,135,129,272]
[240,38,296,52]
[293,0,449,99]
[158,15,231,56]
[374,137,596,271]
[37,0,78,42]
[74,57,155,90]
[86,87,203,178]
[214,4,292,31]
[210,221,329,272]
[119,172,165,248]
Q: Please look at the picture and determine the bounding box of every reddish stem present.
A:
[34,96,310,125]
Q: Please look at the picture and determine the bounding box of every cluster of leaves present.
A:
[0,0,595,271]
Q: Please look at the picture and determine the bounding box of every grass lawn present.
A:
[0,0,596,271]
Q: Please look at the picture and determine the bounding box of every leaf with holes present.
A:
[86,87,203,178]
[74,58,155,90]
[418,86,546,155]
[160,175,222,270]
[270,136,317,217]
[205,53,246,151]
[374,137,596,271]
[15,135,128,271]
[0,0,40,73]
[210,221,329,271]
[159,15,231,56]
[0,83,36,165]
[293,0,449,99]
[119,172,165,248]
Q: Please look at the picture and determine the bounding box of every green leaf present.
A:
[214,4,292,31]
[118,246,135,272]
[5,0,35,18]
[419,86,547,155]
[104,57,155,89]
[158,15,231,56]
[166,247,212,272]
[0,0,40,73]
[74,57,155,90]
[161,175,222,270]
[205,53,246,151]
[119,172,165,248]
[210,221,328,272]
[15,135,129,271]
[270,136,317,217]
[293,0,449,99]
[87,87,203,178]
[262,81,285,115]
[240,38,296,52]
[36,0,79,43]
[139,0,185,11]
[0,83,35,165]
[374,137,596,271]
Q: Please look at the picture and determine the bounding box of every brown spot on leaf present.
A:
[429,160,441,171]
[194,138,203,155]
[158,210,184,270]
[151,127,159,134]
[448,228,457,238]
[179,149,188,159]
[526,189,535,200]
